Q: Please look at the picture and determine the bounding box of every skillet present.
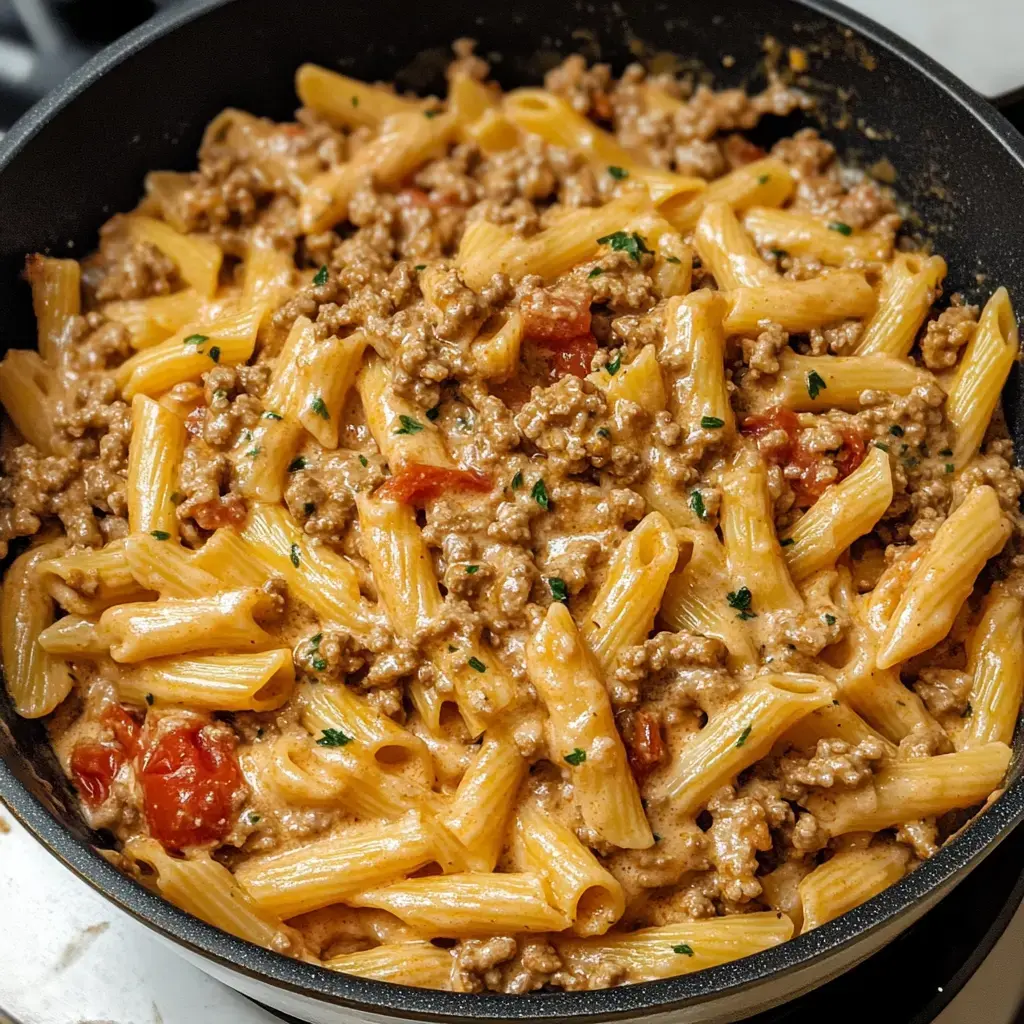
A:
[0,0,1022,1021]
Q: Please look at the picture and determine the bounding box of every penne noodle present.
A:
[855,254,946,356]
[772,351,930,412]
[325,941,455,989]
[744,206,893,266]
[127,215,223,298]
[587,343,667,412]
[24,254,80,365]
[296,63,423,128]
[696,201,777,289]
[0,349,64,453]
[103,289,206,350]
[127,395,185,540]
[40,539,152,615]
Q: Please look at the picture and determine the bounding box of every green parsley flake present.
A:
[780,536,795,547]
[208,345,221,363]
[828,221,853,236]
[246,446,261,458]
[875,442,890,452]
[689,490,707,521]
[564,747,587,766]
[945,463,955,473]
[727,586,757,620]
[607,165,629,180]
[290,542,301,568]
[213,388,227,401]
[653,833,662,842]
[468,656,487,673]
[358,455,369,467]
[395,414,424,435]
[288,456,307,472]
[606,352,622,375]
[184,333,208,346]
[414,263,426,271]
[665,255,682,264]
[424,109,441,118]
[313,265,329,286]
[701,415,725,429]
[596,427,611,438]
[511,471,524,490]
[588,267,604,279]
[889,424,905,437]
[317,728,352,747]
[673,944,695,957]
[263,410,283,421]
[824,613,836,625]
[248,813,261,825]
[596,230,653,263]
[311,396,330,420]
[735,724,753,748]
[145,693,155,706]
[548,577,569,603]
[465,565,480,575]
[939,448,952,456]
[806,369,827,400]
[426,406,440,421]
[312,656,327,672]
[150,530,171,541]
[531,478,550,510]
[310,632,323,648]
[757,173,771,185]
[351,96,359,107]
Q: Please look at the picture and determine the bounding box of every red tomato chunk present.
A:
[70,744,124,808]
[377,463,492,505]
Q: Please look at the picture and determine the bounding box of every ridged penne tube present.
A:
[653,233,693,298]
[127,395,185,539]
[449,72,497,130]
[471,311,523,381]
[103,289,206,350]
[0,349,64,453]
[580,512,679,675]
[667,290,735,434]
[241,232,295,309]
[1,540,73,718]
[127,215,223,297]
[515,803,625,936]
[116,304,265,400]
[263,314,317,415]
[189,528,273,589]
[352,872,570,936]
[503,89,704,206]
[123,534,221,599]
[854,254,947,356]
[782,446,893,580]
[721,459,803,616]
[946,287,1019,469]
[962,587,1024,748]
[356,352,456,470]
[695,201,777,289]
[37,615,107,657]
[325,941,455,989]
[527,603,652,849]
[743,207,893,266]
[119,649,294,712]
[299,112,456,234]
[798,844,909,932]
[234,811,437,918]
[238,505,379,638]
[554,912,795,984]
[98,588,272,663]
[300,682,433,781]
[40,539,151,615]
[458,191,651,290]
[659,527,758,670]
[24,254,80,364]
[234,417,303,504]
[781,700,898,760]
[443,728,527,872]
[877,486,1010,668]
[650,675,834,812]
[723,270,875,335]
[296,63,423,128]
[773,351,930,412]
[587,344,667,412]
[806,743,1012,835]
[294,331,367,448]
[663,157,795,232]
[124,839,296,950]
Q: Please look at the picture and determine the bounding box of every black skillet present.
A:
[0,1,1022,1021]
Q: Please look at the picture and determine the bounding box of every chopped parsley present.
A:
[727,586,757,620]
[448,644,457,653]
[596,427,611,438]
[653,833,662,843]
[395,414,424,435]
[828,221,853,236]
[824,613,837,625]
[311,656,327,672]
[735,724,753,748]
[780,537,795,547]
[465,564,480,574]
[351,95,359,107]
[245,446,261,458]
[757,173,771,185]
[414,263,426,271]
[208,345,221,363]
[467,656,487,673]
[426,405,440,421]
[531,478,550,510]
[673,943,695,957]
[358,454,368,467]
[183,333,208,346]
[145,693,155,706]
[213,388,227,401]
[806,369,827,400]
[945,463,955,473]
[289,542,301,568]
[263,410,283,421]
[316,728,352,747]
[596,230,652,263]
[689,490,707,521]
[874,442,890,452]
[247,813,261,825]
[605,352,622,375]
[150,530,171,541]
[770,248,788,259]
[607,165,629,180]
[962,702,973,718]
[309,633,323,648]
[665,255,682,264]
[548,577,569,603]
[310,396,330,420]
[424,109,441,118]
[588,267,604,279]
[564,747,587,766]
[889,424,904,437]
[939,447,953,456]
[511,471,524,491]
[701,415,725,429]
[288,456,307,472]
[313,265,329,286]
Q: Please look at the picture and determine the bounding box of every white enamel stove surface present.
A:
[3,1,1024,1022]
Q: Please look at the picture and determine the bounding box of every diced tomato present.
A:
[626,711,666,785]
[377,463,492,505]
[103,705,141,757]
[723,133,768,168]
[184,406,206,438]
[741,407,801,460]
[397,187,432,208]
[522,293,592,345]
[190,496,247,530]
[835,428,866,479]
[592,92,614,122]
[549,334,598,379]
[139,721,244,849]
[70,744,124,808]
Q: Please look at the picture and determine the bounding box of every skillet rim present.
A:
[0,0,1023,1018]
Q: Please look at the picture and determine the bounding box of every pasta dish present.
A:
[1,45,1020,992]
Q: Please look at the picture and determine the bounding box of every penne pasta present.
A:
[772,351,930,412]
[24,254,80,365]
[325,941,455,989]
[103,289,206,350]
[127,215,223,298]
[296,63,423,128]
[743,206,893,266]
[696,201,777,289]
[127,395,185,540]
[854,254,946,357]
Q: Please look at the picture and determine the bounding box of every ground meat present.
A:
[515,375,609,474]
[706,786,772,902]
[502,940,562,994]
[895,819,939,859]
[453,936,518,992]
[612,630,731,709]
[777,737,885,798]
[913,668,972,717]
[82,219,179,302]
[742,322,789,379]
[920,297,978,369]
